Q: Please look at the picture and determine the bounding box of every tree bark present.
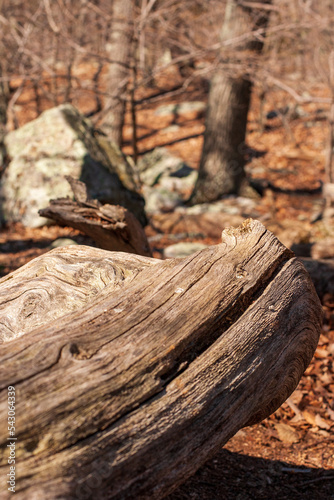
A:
[0,62,10,169]
[189,0,272,205]
[0,220,322,499]
[325,50,334,185]
[101,0,133,147]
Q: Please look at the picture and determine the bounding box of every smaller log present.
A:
[39,176,151,257]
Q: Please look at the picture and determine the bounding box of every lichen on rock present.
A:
[0,104,146,227]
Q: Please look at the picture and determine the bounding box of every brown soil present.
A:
[1,71,334,499]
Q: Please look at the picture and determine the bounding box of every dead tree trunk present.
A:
[0,220,322,499]
[189,0,272,204]
[39,177,151,257]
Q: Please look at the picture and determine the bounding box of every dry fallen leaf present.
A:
[317,429,331,438]
[288,390,304,406]
[319,333,330,345]
[319,372,333,385]
[275,423,299,444]
[303,410,317,426]
[327,407,334,421]
[314,348,328,359]
[315,413,331,430]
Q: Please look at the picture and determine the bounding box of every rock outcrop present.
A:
[137,147,197,213]
[0,104,146,227]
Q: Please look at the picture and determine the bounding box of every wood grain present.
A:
[39,176,152,257]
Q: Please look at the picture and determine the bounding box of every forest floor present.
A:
[0,68,334,499]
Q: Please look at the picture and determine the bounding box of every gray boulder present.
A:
[0,104,146,227]
[138,148,197,214]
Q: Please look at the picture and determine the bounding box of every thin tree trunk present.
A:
[189,0,272,205]
[325,51,334,185]
[323,51,334,216]
[102,0,133,147]
[0,63,10,169]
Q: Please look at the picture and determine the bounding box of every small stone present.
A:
[138,147,192,187]
[163,242,208,259]
[154,101,206,117]
[50,238,78,249]
[142,186,182,214]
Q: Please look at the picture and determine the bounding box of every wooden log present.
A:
[0,219,322,499]
[0,246,158,343]
[39,176,152,257]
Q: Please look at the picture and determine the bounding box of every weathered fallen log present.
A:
[39,176,151,257]
[0,219,322,499]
